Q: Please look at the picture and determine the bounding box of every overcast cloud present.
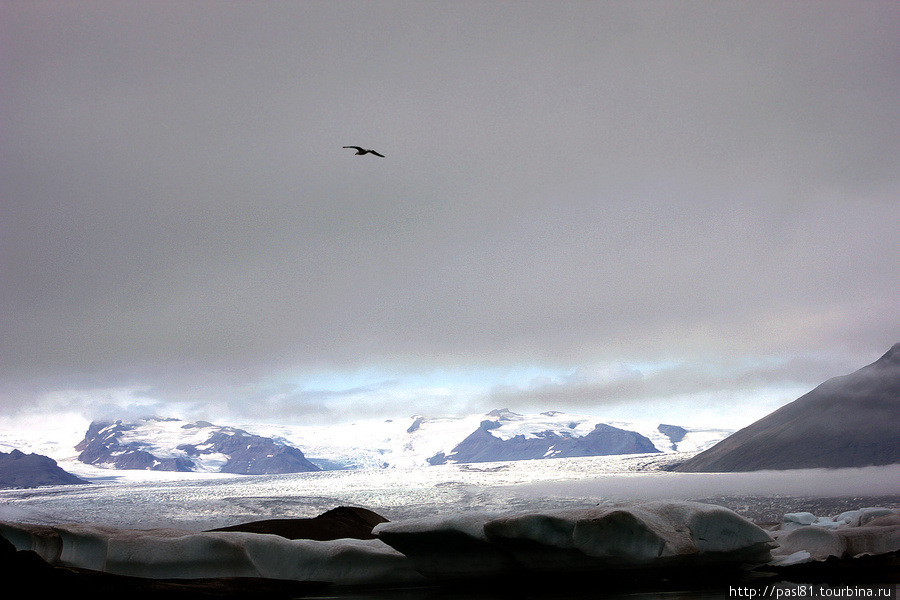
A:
[1,1,898,428]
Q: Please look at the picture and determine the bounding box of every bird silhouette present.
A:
[343,146,385,158]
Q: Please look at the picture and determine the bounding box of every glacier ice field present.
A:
[1,453,899,531]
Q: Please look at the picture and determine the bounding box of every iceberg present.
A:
[485,501,775,570]
[375,500,776,580]
[835,507,898,527]
[0,520,424,586]
[373,512,521,580]
[769,507,900,565]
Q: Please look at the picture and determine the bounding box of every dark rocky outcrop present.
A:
[675,344,900,472]
[208,506,389,541]
[0,449,89,489]
[406,416,425,434]
[657,424,688,450]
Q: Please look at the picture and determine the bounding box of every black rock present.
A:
[675,344,900,472]
[208,506,389,541]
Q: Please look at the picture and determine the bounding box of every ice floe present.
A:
[769,507,900,566]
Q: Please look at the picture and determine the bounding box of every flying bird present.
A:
[343,146,385,157]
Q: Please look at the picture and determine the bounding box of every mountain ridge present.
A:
[674,343,900,472]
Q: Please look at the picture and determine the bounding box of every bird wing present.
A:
[370,151,385,157]
[343,146,364,151]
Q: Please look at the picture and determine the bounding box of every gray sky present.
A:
[2,1,898,428]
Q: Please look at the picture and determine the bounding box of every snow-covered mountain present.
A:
[75,418,320,474]
[2,410,732,478]
[248,408,732,470]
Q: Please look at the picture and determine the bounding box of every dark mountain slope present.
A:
[675,344,900,472]
[0,449,89,488]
